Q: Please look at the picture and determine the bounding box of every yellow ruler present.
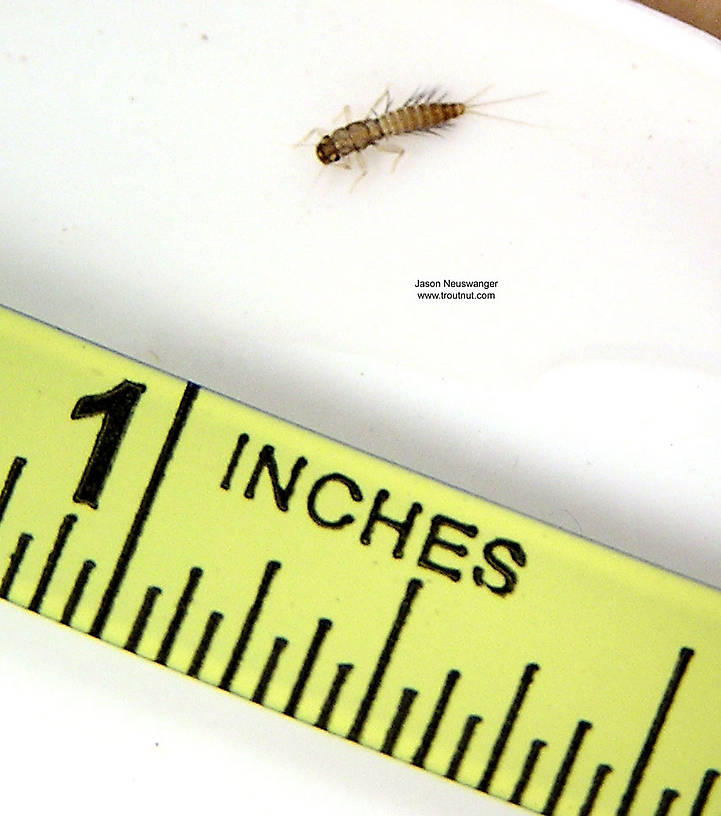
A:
[0,303,719,816]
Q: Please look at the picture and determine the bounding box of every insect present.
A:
[299,87,539,190]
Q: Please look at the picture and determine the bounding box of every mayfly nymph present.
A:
[302,87,539,188]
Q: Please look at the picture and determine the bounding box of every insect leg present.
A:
[329,105,354,126]
[349,152,368,192]
[314,155,352,186]
[372,141,405,172]
[366,88,391,117]
[294,127,326,148]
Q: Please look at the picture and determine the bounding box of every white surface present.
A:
[1,2,720,814]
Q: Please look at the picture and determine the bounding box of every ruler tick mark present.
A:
[284,617,333,717]
[187,610,224,678]
[347,578,423,744]
[478,662,540,793]
[617,647,694,816]
[510,739,547,805]
[315,663,353,731]
[60,559,96,625]
[252,636,288,704]
[0,532,32,599]
[0,456,26,526]
[124,586,162,652]
[578,764,612,816]
[445,714,482,781]
[412,669,461,768]
[28,514,76,613]
[654,788,679,815]
[89,382,199,639]
[691,769,720,815]
[155,566,203,665]
[542,719,592,815]
[219,559,282,691]
[381,687,418,756]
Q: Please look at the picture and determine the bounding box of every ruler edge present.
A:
[2,299,720,607]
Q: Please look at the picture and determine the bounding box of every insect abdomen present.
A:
[378,103,465,136]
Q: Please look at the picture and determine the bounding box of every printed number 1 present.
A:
[71,380,146,508]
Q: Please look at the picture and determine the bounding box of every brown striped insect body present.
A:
[316,97,466,165]
[300,87,539,189]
